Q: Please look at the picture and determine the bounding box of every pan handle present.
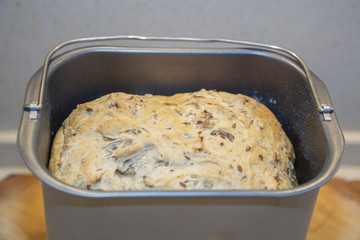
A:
[23,35,333,121]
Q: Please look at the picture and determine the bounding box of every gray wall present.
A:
[1,0,359,165]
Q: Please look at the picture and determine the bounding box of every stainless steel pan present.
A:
[18,36,344,240]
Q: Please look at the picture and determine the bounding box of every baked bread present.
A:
[49,89,297,191]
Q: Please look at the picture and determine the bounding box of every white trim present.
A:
[0,165,359,181]
[0,130,17,144]
[0,166,31,181]
[1,130,360,144]
[343,130,360,144]
[334,164,360,181]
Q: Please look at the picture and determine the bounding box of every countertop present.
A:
[0,175,359,240]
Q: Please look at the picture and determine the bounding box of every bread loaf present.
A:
[49,89,297,191]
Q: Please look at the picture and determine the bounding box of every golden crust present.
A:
[49,89,297,191]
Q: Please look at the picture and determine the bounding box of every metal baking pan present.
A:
[18,36,344,240]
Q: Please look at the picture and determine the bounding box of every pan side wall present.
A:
[42,183,319,240]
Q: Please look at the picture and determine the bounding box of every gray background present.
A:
[1,0,359,166]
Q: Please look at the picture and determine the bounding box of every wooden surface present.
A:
[0,175,359,240]
[307,178,360,240]
[0,175,45,240]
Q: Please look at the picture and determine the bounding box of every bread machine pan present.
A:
[18,36,344,240]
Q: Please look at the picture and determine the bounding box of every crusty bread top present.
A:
[49,89,297,191]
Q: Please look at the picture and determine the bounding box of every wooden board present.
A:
[0,175,359,240]
[0,175,46,240]
[307,178,360,240]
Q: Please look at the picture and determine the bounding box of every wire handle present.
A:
[23,35,333,121]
